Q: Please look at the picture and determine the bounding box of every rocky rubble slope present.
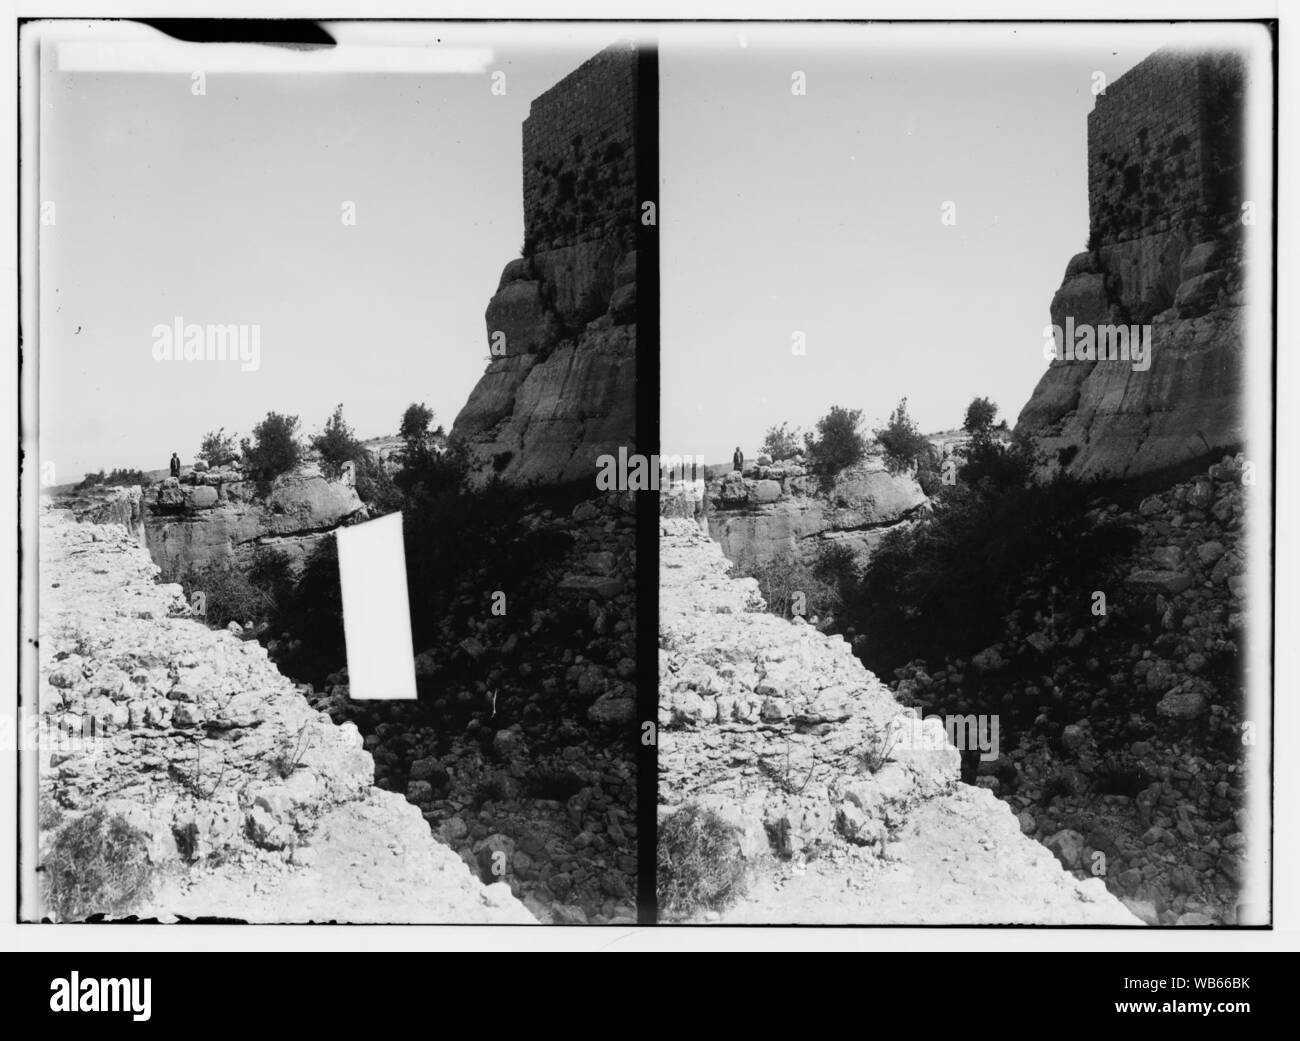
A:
[658,517,1139,925]
[886,455,1259,925]
[309,492,639,925]
[36,508,531,923]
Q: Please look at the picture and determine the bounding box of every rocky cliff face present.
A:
[658,518,1138,924]
[144,461,365,578]
[451,45,638,488]
[36,507,531,923]
[702,453,928,568]
[1015,50,1249,481]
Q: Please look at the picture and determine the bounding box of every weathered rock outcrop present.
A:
[49,485,146,545]
[36,508,531,923]
[452,45,638,489]
[658,518,1139,924]
[144,461,365,578]
[703,453,928,568]
[1016,50,1249,480]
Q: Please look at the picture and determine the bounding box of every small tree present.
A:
[395,403,457,498]
[963,397,999,440]
[197,428,239,468]
[760,422,803,462]
[959,428,1037,491]
[310,404,362,480]
[353,450,403,515]
[804,406,867,480]
[399,402,435,447]
[241,412,301,480]
[398,403,436,470]
[874,398,930,476]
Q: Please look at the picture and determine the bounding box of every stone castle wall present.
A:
[522,44,638,254]
[1088,51,1246,247]
[1015,47,1251,480]
[452,44,639,487]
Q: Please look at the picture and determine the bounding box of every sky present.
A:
[38,22,1266,481]
[39,23,622,482]
[659,23,1185,466]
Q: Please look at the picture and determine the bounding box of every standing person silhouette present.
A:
[733,446,744,474]
[169,452,181,478]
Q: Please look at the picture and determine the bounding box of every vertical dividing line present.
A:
[635,40,660,926]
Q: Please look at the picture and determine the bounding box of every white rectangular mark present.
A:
[336,512,417,701]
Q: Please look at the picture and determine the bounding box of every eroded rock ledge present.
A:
[658,517,1139,925]
[36,508,532,924]
[702,453,929,569]
[144,461,366,578]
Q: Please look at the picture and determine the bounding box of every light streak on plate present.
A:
[336,512,417,701]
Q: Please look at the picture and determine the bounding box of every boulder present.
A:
[607,282,636,324]
[713,472,750,507]
[531,240,625,331]
[1180,241,1226,282]
[484,278,560,357]
[557,575,624,599]
[1196,540,1226,564]
[155,483,185,508]
[587,693,636,726]
[1061,724,1087,753]
[1125,569,1194,596]
[1174,270,1226,318]
[1156,686,1208,721]
[184,486,219,509]
[496,256,533,290]
[1150,546,1183,569]
[1044,829,1086,870]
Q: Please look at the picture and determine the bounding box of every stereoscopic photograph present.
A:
[15,14,1278,938]
[656,22,1273,926]
[22,21,647,925]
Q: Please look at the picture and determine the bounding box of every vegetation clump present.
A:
[657,805,749,921]
[41,808,153,921]
[804,405,867,482]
